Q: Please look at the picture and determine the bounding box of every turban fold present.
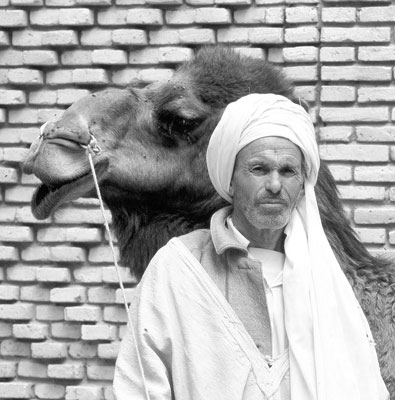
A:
[206,94,388,400]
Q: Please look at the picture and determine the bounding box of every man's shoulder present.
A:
[177,228,213,261]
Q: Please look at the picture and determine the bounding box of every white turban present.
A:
[206,94,388,400]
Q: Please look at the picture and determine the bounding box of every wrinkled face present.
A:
[230,137,304,237]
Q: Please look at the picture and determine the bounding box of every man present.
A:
[114,94,388,400]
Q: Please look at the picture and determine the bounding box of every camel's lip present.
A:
[31,160,109,220]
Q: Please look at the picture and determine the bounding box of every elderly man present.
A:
[113,94,388,400]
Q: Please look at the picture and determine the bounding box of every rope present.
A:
[85,145,151,400]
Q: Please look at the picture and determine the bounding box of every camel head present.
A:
[23,46,384,281]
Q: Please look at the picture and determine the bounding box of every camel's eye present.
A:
[158,112,202,146]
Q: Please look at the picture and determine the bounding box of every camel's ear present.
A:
[229,179,234,197]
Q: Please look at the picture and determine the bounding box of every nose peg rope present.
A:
[84,139,151,400]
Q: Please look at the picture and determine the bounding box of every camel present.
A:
[23,47,395,394]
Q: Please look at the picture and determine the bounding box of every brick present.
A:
[319,126,352,142]
[0,322,12,338]
[285,26,319,43]
[65,386,102,400]
[81,28,111,46]
[7,265,38,282]
[0,31,9,46]
[356,228,386,244]
[103,306,128,323]
[68,342,97,359]
[283,66,317,82]
[98,342,120,359]
[87,364,114,381]
[50,287,86,303]
[216,0,251,4]
[328,165,350,183]
[97,9,126,25]
[12,0,44,4]
[74,267,102,283]
[147,0,182,4]
[72,68,109,84]
[233,47,265,59]
[5,186,36,202]
[1,147,28,162]
[18,360,47,378]
[126,8,163,25]
[354,207,395,224]
[285,6,318,23]
[320,107,388,122]
[29,90,57,105]
[112,29,147,45]
[8,68,43,85]
[81,324,116,341]
[36,305,64,322]
[389,231,395,244]
[0,167,18,183]
[61,50,92,65]
[87,246,119,263]
[321,27,390,43]
[149,30,180,45]
[0,284,19,301]
[356,126,395,142]
[64,305,101,322]
[1,339,30,357]
[359,46,395,62]
[283,46,318,62]
[355,166,395,182]
[320,144,388,162]
[338,185,386,201]
[21,286,50,302]
[0,304,33,320]
[42,30,78,46]
[31,9,94,26]
[32,342,67,359]
[23,50,58,66]
[48,363,85,380]
[137,68,174,84]
[196,7,231,24]
[103,386,114,400]
[0,10,27,27]
[294,85,316,102]
[234,7,266,23]
[92,49,128,65]
[359,6,395,22]
[34,383,65,400]
[0,127,37,144]
[0,383,33,399]
[12,30,42,47]
[322,7,356,23]
[321,86,356,102]
[166,9,195,24]
[57,88,91,104]
[77,0,111,4]
[22,245,85,262]
[358,87,395,103]
[46,70,73,85]
[0,49,23,65]
[51,322,81,339]
[0,361,16,378]
[36,267,71,283]
[115,288,136,304]
[88,287,115,303]
[178,28,215,44]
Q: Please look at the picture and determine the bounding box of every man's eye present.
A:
[281,167,297,175]
[250,166,268,174]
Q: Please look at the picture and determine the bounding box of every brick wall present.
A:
[1,0,395,398]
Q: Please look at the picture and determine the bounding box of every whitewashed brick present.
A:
[72,68,109,84]
[66,386,102,400]
[322,27,390,43]
[51,322,81,340]
[61,50,92,65]
[112,29,147,45]
[36,305,64,321]
[338,185,386,201]
[34,383,65,399]
[321,86,356,102]
[0,285,19,301]
[64,306,101,322]
[88,287,115,303]
[0,10,27,27]
[0,88,24,106]
[355,166,395,182]
[359,6,395,22]
[0,361,16,378]
[356,126,395,142]
[389,231,395,244]
[50,287,86,303]
[0,225,33,243]
[149,30,179,45]
[0,50,23,66]
[92,49,127,65]
[81,28,111,46]
[0,383,33,399]
[322,7,356,22]
[286,6,318,23]
[87,363,114,381]
[294,85,316,102]
[73,267,103,283]
[283,46,318,62]
[13,323,48,340]
[57,88,91,104]
[178,28,215,44]
[0,304,33,320]
[196,7,231,24]
[7,67,43,85]
[31,342,67,359]
[356,228,386,244]
[320,144,388,162]
[5,186,36,202]
[103,305,128,323]
[233,47,265,59]
[358,87,395,102]
[234,7,266,23]
[68,342,97,359]
[319,126,352,142]
[320,47,355,62]
[18,360,47,378]
[42,30,78,46]
[322,66,391,81]
[12,30,42,47]
[7,265,37,282]
[0,167,18,183]
[81,324,116,341]
[320,107,388,122]
[21,285,50,302]
[98,342,120,359]
[283,66,317,82]
[48,363,85,379]
[36,267,71,283]
[354,207,395,224]
[285,26,319,43]
[359,46,395,62]
[126,8,163,25]
[1,339,30,357]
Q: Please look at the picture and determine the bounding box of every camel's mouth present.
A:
[32,160,109,219]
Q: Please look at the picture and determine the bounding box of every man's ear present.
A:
[229,180,234,197]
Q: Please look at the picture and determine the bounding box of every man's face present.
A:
[230,137,304,238]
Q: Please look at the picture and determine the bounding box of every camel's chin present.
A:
[31,161,109,219]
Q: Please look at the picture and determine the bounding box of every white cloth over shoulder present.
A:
[206,94,389,400]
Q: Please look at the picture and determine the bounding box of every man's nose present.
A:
[265,170,282,194]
